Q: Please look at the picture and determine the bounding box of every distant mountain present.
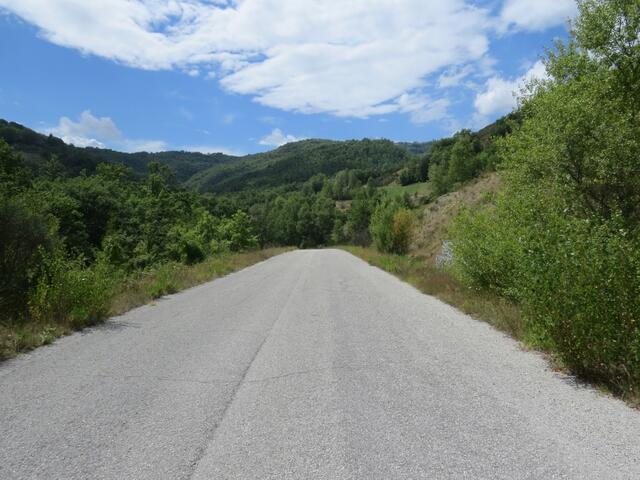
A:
[187,138,413,193]
[0,120,240,182]
[395,141,433,156]
[1,116,516,193]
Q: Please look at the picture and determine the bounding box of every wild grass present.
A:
[342,245,524,339]
[382,181,433,198]
[0,247,291,360]
[411,173,500,263]
[343,245,640,408]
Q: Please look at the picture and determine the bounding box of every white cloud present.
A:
[499,0,577,32]
[437,65,475,88]
[45,110,120,148]
[395,93,452,125]
[1,1,574,124]
[473,60,547,118]
[44,110,166,152]
[121,139,168,153]
[0,0,493,118]
[259,128,305,147]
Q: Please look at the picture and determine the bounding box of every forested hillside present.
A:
[9,2,637,405]
[0,120,238,182]
[391,141,433,156]
[187,138,413,193]
[1,106,509,358]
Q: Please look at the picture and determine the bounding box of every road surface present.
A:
[1,249,639,479]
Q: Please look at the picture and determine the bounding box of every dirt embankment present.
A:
[412,173,501,263]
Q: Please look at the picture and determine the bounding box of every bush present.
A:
[450,205,524,300]
[370,201,414,254]
[216,211,259,252]
[0,198,56,319]
[453,191,640,392]
[28,249,116,328]
[450,0,640,397]
[525,219,640,390]
[390,209,415,255]
[167,227,206,265]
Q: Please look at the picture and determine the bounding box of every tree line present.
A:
[0,138,420,331]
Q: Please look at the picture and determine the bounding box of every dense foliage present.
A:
[0,140,260,327]
[451,0,640,396]
[188,138,413,193]
[392,115,515,193]
[1,84,510,351]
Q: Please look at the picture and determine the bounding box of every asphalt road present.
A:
[1,249,639,479]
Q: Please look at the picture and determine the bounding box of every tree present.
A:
[346,186,381,245]
[0,198,56,317]
[390,209,415,255]
[445,130,478,186]
[216,211,259,252]
[419,156,430,182]
[0,139,29,194]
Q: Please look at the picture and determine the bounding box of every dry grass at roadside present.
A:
[413,173,500,263]
[343,245,640,408]
[342,246,524,339]
[0,248,291,361]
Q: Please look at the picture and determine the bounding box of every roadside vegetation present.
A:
[450,0,640,402]
[1,0,635,405]
[0,248,287,360]
[0,138,288,359]
[347,0,640,406]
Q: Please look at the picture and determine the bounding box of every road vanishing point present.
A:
[1,249,639,479]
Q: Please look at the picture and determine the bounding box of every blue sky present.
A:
[0,0,575,155]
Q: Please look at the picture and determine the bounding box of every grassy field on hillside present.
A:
[382,181,433,198]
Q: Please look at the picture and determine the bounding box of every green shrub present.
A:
[0,197,56,319]
[390,209,415,255]
[521,216,640,390]
[167,226,206,265]
[28,249,116,328]
[147,262,181,299]
[450,0,640,397]
[450,205,524,300]
[216,211,259,252]
[370,201,414,255]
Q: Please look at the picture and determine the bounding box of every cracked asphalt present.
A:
[1,249,640,479]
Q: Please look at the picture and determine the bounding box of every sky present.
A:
[0,0,576,155]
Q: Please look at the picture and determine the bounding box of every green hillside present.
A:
[0,120,239,182]
[187,138,414,193]
[395,141,433,156]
